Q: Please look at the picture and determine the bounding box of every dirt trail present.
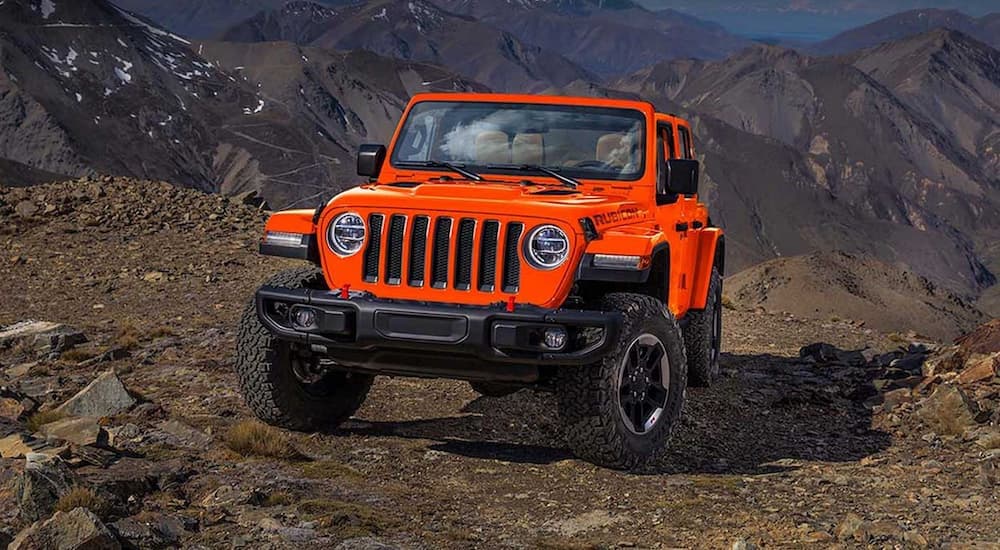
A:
[1,179,997,548]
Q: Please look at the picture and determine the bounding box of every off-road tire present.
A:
[556,293,687,470]
[468,381,520,398]
[235,267,374,432]
[683,267,723,387]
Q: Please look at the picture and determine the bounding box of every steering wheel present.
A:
[573,160,613,169]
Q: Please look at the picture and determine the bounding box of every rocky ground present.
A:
[0,178,998,549]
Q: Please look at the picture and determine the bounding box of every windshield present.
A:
[390,101,646,182]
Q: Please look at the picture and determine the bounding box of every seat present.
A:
[596,133,631,167]
[475,131,511,164]
[512,133,544,165]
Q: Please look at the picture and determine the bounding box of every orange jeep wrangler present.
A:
[236,93,724,469]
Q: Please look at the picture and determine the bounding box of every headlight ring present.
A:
[525,224,569,270]
[327,212,366,257]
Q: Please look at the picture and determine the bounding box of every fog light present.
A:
[543,327,568,351]
[291,307,317,329]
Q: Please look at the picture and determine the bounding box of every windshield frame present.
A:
[387,100,648,184]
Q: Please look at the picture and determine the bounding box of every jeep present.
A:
[236,93,724,469]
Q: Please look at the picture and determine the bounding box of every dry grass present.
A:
[720,294,737,311]
[224,420,301,459]
[60,348,97,363]
[298,499,386,536]
[263,492,295,507]
[26,409,66,432]
[148,325,175,338]
[54,486,109,518]
[112,323,142,351]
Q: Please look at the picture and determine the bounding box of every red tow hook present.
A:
[506,295,516,313]
[340,284,351,299]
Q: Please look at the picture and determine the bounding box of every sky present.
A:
[636,0,998,41]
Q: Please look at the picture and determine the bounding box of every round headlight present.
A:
[525,225,569,270]
[328,212,366,256]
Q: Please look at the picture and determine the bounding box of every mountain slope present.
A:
[727,251,985,340]
[220,0,593,93]
[810,9,1000,55]
[609,37,1000,296]
[435,0,749,76]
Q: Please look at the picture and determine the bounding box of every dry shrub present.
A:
[720,294,737,311]
[298,499,385,536]
[27,409,66,432]
[55,486,109,518]
[60,348,97,363]
[263,492,294,507]
[224,420,301,459]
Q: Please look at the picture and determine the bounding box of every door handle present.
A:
[675,222,689,232]
[691,221,704,230]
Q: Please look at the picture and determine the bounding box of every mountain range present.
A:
[2,0,999,328]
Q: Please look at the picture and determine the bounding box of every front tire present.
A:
[556,293,687,470]
[235,267,374,432]
[683,267,722,387]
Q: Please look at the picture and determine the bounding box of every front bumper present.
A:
[255,287,621,382]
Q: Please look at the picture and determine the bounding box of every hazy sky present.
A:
[636,0,997,40]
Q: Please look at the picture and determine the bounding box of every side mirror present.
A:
[664,159,699,195]
[357,144,386,179]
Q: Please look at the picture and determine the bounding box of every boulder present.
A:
[9,508,120,550]
[0,433,48,459]
[39,416,106,447]
[57,370,136,418]
[0,321,86,357]
[917,384,981,436]
[955,319,1000,355]
[14,456,77,521]
[110,512,188,549]
[956,353,998,385]
[799,343,866,366]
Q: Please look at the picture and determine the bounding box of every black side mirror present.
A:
[664,159,699,195]
[357,144,386,179]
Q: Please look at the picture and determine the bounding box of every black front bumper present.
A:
[255,287,621,382]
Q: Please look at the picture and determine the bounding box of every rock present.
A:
[799,343,865,365]
[110,512,187,549]
[57,370,136,418]
[903,530,929,548]
[956,353,998,385]
[335,538,400,550]
[955,319,1000,356]
[14,456,77,521]
[142,271,166,283]
[105,423,143,448]
[0,433,48,459]
[922,347,965,377]
[881,388,914,410]
[0,321,86,357]
[155,419,212,450]
[9,508,120,550]
[0,396,26,420]
[14,200,38,217]
[39,416,106,447]
[731,539,759,550]
[917,384,982,435]
[834,513,871,542]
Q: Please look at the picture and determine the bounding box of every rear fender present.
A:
[689,229,724,310]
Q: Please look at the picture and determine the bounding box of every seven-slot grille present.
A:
[362,213,524,294]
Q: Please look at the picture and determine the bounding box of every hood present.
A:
[328,182,651,232]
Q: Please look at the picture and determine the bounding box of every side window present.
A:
[656,124,678,205]
[660,124,675,160]
[678,126,693,159]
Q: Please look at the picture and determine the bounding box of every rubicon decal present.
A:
[594,207,644,226]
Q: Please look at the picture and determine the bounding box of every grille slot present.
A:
[502,223,524,293]
[362,214,384,283]
[385,215,406,285]
[431,217,453,289]
[478,221,500,292]
[454,219,476,291]
[408,216,430,287]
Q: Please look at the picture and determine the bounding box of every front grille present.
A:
[364,213,523,295]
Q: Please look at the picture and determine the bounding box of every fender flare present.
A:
[689,230,724,310]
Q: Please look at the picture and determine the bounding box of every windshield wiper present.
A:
[486,164,580,188]
[396,160,482,181]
